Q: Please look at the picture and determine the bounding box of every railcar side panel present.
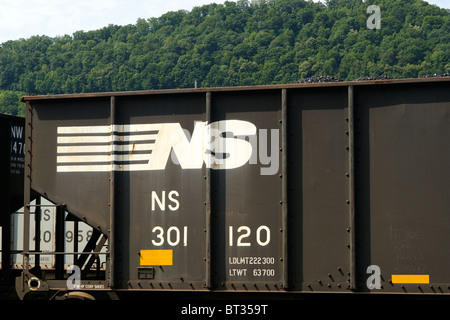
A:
[15,78,450,298]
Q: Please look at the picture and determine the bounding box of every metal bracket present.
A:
[15,271,49,300]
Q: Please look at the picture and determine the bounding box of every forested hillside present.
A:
[0,0,449,116]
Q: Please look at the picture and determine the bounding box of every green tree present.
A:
[0,90,26,117]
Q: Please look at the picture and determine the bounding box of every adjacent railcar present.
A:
[15,77,450,299]
[0,114,25,292]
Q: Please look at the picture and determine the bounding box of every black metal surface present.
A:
[354,81,450,293]
[0,114,25,287]
[16,77,450,298]
[286,85,351,291]
[209,89,283,291]
[0,114,25,214]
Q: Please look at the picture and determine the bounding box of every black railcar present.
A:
[13,77,450,300]
[0,114,25,297]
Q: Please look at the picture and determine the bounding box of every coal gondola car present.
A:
[15,77,450,300]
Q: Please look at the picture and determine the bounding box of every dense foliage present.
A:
[0,0,449,116]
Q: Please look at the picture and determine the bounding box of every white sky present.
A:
[0,0,448,44]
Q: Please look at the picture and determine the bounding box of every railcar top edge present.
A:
[20,76,450,102]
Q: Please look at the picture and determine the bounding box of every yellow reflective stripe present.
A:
[140,250,173,266]
[391,274,429,284]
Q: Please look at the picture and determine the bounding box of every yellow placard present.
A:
[140,250,173,266]
[391,274,429,284]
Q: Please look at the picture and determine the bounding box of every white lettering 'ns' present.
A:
[154,120,256,170]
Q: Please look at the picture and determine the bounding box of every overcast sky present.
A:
[0,0,448,44]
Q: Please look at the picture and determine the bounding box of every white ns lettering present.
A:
[156,120,256,170]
